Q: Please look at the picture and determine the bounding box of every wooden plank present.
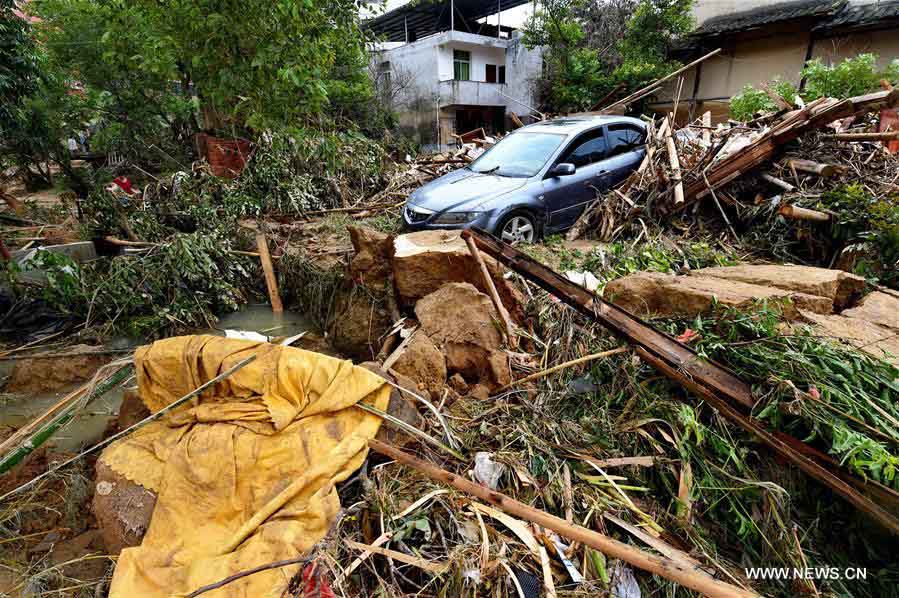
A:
[255,231,283,313]
[463,229,755,409]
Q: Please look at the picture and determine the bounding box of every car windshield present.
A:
[469,132,565,178]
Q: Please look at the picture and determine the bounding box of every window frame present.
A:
[485,64,497,83]
[549,127,608,174]
[498,66,506,84]
[453,49,471,81]
[604,123,646,158]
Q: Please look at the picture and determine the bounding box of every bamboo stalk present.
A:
[787,159,836,177]
[665,120,684,204]
[701,111,711,145]
[494,346,628,394]
[825,131,899,141]
[255,231,283,313]
[464,235,517,349]
[760,173,795,191]
[368,439,758,598]
[778,204,831,222]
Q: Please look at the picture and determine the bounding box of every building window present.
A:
[453,49,471,81]
[378,61,391,88]
[498,66,506,84]
[486,64,497,83]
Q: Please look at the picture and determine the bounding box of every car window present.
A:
[468,132,565,178]
[558,130,606,168]
[606,124,645,157]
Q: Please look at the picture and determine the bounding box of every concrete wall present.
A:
[372,29,542,150]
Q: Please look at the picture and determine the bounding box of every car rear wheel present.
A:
[498,212,537,245]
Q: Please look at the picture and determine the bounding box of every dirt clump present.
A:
[390,333,447,396]
[91,461,157,555]
[348,226,394,292]
[5,347,113,394]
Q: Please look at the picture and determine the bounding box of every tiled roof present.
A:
[814,0,899,31]
[692,0,844,37]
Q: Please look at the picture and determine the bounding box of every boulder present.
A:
[348,226,394,292]
[841,291,899,331]
[116,387,150,431]
[391,333,447,396]
[691,265,865,308]
[92,461,157,555]
[392,230,522,318]
[800,311,899,366]
[603,272,832,319]
[415,282,503,349]
[415,283,511,388]
[328,287,394,362]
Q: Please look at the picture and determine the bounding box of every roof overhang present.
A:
[363,0,531,43]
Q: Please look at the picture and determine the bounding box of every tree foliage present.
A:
[523,0,693,113]
[730,54,899,121]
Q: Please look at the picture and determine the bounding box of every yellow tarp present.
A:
[100,335,389,597]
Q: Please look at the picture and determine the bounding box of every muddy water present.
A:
[0,304,313,453]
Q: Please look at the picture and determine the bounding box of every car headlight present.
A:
[432,212,482,225]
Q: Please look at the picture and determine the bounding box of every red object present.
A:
[113,176,135,194]
[808,386,820,400]
[199,134,252,179]
[879,108,899,154]
[676,328,700,344]
[301,562,335,598]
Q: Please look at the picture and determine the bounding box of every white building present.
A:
[365,0,543,151]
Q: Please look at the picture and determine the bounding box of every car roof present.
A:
[517,115,645,136]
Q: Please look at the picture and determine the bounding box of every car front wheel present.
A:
[497,212,537,245]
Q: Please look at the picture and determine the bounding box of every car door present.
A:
[542,128,609,232]
[600,123,646,186]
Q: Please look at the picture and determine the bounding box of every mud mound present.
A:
[5,347,113,394]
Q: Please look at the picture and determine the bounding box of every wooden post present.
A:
[778,204,831,222]
[464,234,517,349]
[255,231,283,313]
[665,118,684,204]
[368,439,759,598]
[701,111,711,145]
[825,131,899,142]
[787,158,836,177]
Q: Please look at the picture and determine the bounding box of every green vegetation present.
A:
[731,54,899,120]
[522,0,693,113]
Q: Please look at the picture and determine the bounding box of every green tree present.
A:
[523,0,693,113]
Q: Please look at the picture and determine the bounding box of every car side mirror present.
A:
[549,163,575,176]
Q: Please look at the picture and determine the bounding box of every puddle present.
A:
[206,304,314,339]
[0,304,315,453]
[0,384,127,453]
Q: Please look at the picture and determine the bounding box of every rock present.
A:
[468,384,490,400]
[328,287,394,362]
[359,362,424,447]
[391,334,447,396]
[92,461,157,555]
[416,283,502,349]
[348,226,394,292]
[392,230,522,317]
[116,387,150,431]
[691,265,865,308]
[603,272,832,319]
[415,283,511,388]
[800,311,899,366]
[841,291,899,331]
[448,373,469,394]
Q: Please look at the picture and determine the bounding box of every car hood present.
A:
[407,168,528,213]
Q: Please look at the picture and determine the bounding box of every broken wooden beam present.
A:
[824,130,899,142]
[701,111,711,145]
[778,204,831,222]
[463,228,899,536]
[665,117,685,204]
[786,158,837,177]
[369,438,758,598]
[464,234,517,349]
[760,173,795,191]
[462,229,755,409]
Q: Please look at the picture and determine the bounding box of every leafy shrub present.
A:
[730,79,798,121]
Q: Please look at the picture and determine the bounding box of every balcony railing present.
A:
[438,79,507,107]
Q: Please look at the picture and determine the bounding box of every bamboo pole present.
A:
[760,173,795,191]
[601,49,722,112]
[665,119,685,204]
[494,346,628,394]
[255,231,283,313]
[701,111,711,145]
[824,131,899,141]
[464,235,517,349]
[787,159,836,177]
[368,439,758,598]
[778,204,831,222]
